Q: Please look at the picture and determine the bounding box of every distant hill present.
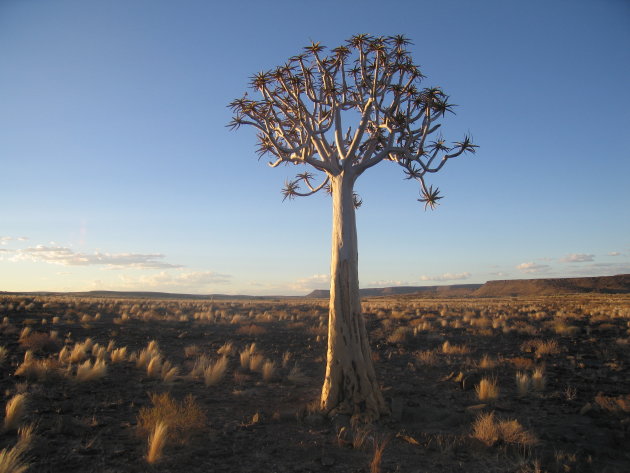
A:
[4,274,629,301]
[472,274,630,297]
[307,284,483,298]
[306,274,630,298]
[0,290,277,301]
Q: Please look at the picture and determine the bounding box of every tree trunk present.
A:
[320,171,387,421]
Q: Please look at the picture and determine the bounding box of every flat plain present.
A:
[1,293,629,472]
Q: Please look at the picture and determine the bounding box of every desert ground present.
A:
[1,293,629,472]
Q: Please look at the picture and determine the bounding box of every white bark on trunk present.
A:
[320,171,387,420]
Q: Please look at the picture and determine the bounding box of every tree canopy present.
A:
[229,34,477,209]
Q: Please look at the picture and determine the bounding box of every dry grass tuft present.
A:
[370,434,389,473]
[0,346,7,366]
[236,324,267,336]
[531,367,546,391]
[479,354,497,369]
[249,353,265,372]
[3,393,27,432]
[516,371,530,397]
[262,360,276,382]
[203,356,229,386]
[110,347,127,363]
[415,350,438,366]
[0,423,33,473]
[472,411,537,447]
[146,421,168,464]
[476,377,500,401]
[217,341,235,356]
[75,359,107,382]
[442,341,470,355]
[137,393,206,445]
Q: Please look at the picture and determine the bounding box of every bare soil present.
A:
[1,294,629,472]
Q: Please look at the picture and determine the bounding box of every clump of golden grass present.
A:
[137,393,206,445]
[3,394,27,431]
[281,351,292,368]
[146,421,168,464]
[147,356,163,378]
[442,341,469,355]
[236,324,267,336]
[110,347,127,363]
[386,327,411,344]
[18,327,31,343]
[184,344,201,358]
[15,354,60,381]
[249,353,265,372]
[415,350,437,366]
[160,361,179,383]
[19,332,59,353]
[203,357,228,386]
[476,377,500,401]
[516,371,530,397]
[370,434,389,473]
[75,359,107,382]
[472,412,537,447]
[479,354,497,369]
[531,367,546,391]
[521,339,559,357]
[262,360,276,382]
[0,346,7,366]
[217,341,235,356]
[0,424,33,473]
[594,393,630,414]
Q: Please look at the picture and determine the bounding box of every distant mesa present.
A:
[306,274,630,298]
[3,274,628,300]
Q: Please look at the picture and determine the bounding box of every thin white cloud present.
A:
[608,251,621,256]
[12,245,182,269]
[560,253,595,263]
[0,236,29,245]
[419,272,471,282]
[516,262,550,274]
[118,270,231,291]
[288,274,330,292]
[367,280,410,287]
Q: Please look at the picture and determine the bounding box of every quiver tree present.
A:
[229,34,477,421]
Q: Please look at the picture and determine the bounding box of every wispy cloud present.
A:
[419,272,471,282]
[288,274,330,292]
[560,253,595,263]
[608,251,622,256]
[367,280,410,287]
[0,236,28,245]
[119,270,231,291]
[516,262,550,274]
[12,245,182,269]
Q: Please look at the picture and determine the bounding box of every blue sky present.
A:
[1,0,629,295]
